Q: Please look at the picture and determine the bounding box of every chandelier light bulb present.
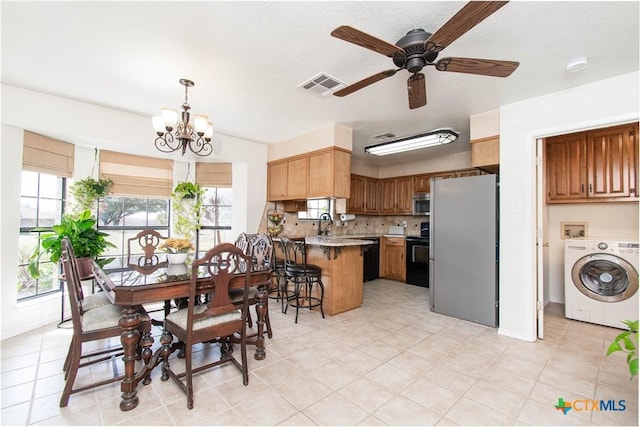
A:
[152,116,165,134]
[193,114,210,134]
[204,123,214,139]
[161,108,178,129]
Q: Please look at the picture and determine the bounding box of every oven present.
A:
[406,222,430,287]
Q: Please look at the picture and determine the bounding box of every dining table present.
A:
[91,259,272,412]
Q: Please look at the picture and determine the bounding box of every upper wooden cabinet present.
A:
[413,169,482,194]
[348,174,379,213]
[380,176,412,214]
[546,122,638,203]
[267,147,351,201]
[470,135,500,169]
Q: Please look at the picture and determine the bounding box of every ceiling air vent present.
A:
[299,73,345,96]
[373,132,396,140]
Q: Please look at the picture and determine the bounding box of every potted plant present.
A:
[158,237,195,264]
[29,209,116,279]
[606,319,638,378]
[171,181,205,241]
[68,177,114,214]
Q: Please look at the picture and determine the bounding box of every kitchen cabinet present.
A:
[267,147,351,201]
[380,236,406,282]
[380,176,412,214]
[348,174,380,213]
[470,135,500,169]
[546,122,638,203]
[413,174,431,193]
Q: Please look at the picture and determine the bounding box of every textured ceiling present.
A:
[2,1,638,166]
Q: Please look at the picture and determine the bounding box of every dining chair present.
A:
[280,236,325,323]
[127,228,168,271]
[59,237,151,407]
[127,228,173,321]
[163,242,253,410]
[231,233,275,338]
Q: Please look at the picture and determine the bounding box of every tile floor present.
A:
[1,279,638,426]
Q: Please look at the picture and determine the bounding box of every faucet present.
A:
[318,212,333,235]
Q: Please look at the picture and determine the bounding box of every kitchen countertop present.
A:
[303,236,375,247]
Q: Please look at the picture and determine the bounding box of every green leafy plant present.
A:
[171,181,204,240]
[28,209,116,278]
[68,177,114,213]
[173,181,203,199]
[606,319,638,378]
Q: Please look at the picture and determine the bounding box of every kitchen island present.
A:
[301,236,374,315]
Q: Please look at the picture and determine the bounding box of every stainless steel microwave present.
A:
[412,193,430,216]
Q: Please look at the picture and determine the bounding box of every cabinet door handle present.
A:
[581,184,584,193]
[589,183,593,193]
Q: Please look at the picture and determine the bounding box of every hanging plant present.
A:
[171,181,205,241]
[68,177,114,214]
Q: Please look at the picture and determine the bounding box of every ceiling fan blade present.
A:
[333,69,399,97]
[331,25,404,58]
[425,1,509,53]
[408,73,426,110]
[435,57,519,77]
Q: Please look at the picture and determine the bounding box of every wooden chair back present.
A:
[61,237,87,322]
[127,228,168,270]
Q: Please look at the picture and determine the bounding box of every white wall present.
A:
[499,71,639,342]
[1,85,268,339]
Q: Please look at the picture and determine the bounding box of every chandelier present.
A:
[152,79,213,156]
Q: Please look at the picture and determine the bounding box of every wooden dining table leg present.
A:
[254,287,268,360]
[118,306,143,411]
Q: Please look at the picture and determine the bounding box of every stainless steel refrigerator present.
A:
[429,174,499,327]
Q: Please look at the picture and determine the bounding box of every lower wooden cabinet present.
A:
[380,236,406,282]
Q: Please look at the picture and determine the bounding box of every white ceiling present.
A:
[2,1,638,166]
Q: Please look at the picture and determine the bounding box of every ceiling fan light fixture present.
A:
[365,128,458,156]
[566,57,588,73]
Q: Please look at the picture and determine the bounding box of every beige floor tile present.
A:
[479,364,537,397]
[340,349,384,374]
[32,404,103,426]
[421,365,477,395]
[444,396,515,426]
[238,389,299,426]
[0,401,30,426]
[1,382,33,409]
[212,374,271,407]
[538,365,598,399]
[278,411,318,426]
[304,392,368,426]
[386,350,435,376]
[274,376,332,410]
[464,378,527,418]
[337,376,394,412]
[0,365,37,389]
[358,414,387,426]
[253,359,302,387]
[365,362,417,393]
[0,352,40,373]
[400,377,461,416]
[114,404,173,425]
[373,395,440,426]
[310,361,360,391]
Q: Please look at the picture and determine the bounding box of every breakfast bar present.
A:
[303,236,374,315]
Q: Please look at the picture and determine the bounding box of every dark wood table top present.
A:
[92,261,272,307]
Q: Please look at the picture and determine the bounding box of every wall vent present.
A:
[372,132,396,140]
[299,73,345,96]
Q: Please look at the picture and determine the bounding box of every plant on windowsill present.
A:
[171,181,205,242]
[606,319,638,379]
[68,177,114,214]
[28,209,116,279]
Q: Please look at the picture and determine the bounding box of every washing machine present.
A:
[564,238,639,329]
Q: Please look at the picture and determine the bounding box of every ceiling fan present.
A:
[331,1,519,109]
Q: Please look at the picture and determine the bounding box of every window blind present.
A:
[99,150,174,197]
[22,131,74,177]
[196,162,232,187]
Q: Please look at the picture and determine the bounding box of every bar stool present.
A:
[269,238,288,313]
[280,236,325,323]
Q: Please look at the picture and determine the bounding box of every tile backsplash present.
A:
[258,204,425,237]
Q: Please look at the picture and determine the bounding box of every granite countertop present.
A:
[303,236,375,247]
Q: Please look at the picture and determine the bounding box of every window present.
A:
[298,198,332,220]
[18,171,66,300]
[196,187,233,256]
[97,196,170,270]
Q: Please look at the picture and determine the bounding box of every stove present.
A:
[406,222,429,287]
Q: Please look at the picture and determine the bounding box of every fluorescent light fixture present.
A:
[364,128,459,156]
